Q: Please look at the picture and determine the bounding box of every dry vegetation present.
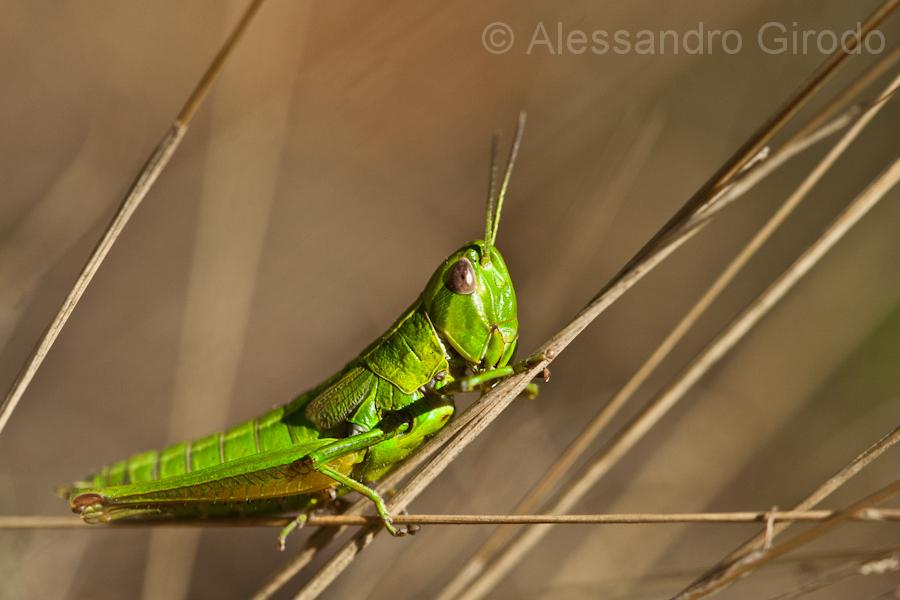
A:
[1,1,899,599]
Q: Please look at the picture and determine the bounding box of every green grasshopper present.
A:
[61,114,538,546]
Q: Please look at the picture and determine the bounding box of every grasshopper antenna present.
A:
[484,131,500,252]
[489,110,526,247]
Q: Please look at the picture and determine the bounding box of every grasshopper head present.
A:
[422,112,525,370]
[422,241,518,369]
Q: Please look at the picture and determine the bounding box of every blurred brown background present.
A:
[1,1,899,599]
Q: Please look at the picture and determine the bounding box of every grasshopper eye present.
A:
[449,258,477,295]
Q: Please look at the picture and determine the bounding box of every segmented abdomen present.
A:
[84,397,320,490]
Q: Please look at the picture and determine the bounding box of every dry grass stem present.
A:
[609,0,897,283]
[458,155,900,599]
[765,547,900,600]
[783,42,900,147]
[692,84,896,225]
[679,477,900,599]
[675,424,900,598]
[438,69,900,600]
[0,0,267,437]
[3,508,899,529]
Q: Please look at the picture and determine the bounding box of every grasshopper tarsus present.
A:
[277,514,308,551]
[380,514,404,537]
[394,508,421,536]
[403,523,421,535]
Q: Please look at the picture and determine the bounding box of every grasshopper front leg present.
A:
[451,354,550,397]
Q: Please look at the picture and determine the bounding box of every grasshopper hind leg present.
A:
[71,492,164,524]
